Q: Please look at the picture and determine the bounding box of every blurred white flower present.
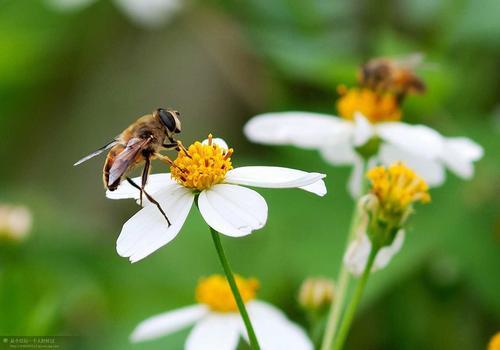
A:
[298,277,335,312]
[0,204,33,241]
[46,0,181,28]
[130,274,313,350]
[245,90,483,197]
[107,135,326,262]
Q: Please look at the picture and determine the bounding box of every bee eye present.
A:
[158,108,177,132]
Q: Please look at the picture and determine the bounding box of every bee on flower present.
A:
[244,55,483,197]
[45,0,181,28]
[130,274,313,350]
[344,162,430,275]
[107,134,326,262]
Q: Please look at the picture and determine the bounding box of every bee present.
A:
[74,108,183,226]
[358,53,426,101]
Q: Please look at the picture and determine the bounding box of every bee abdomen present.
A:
[103,144,125,191]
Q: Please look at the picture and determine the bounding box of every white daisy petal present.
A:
[379,144,445,187]
[198,184,267,237]
[347,156,365,198]
[114,0,181,27]
[244,112,351,149]
[441,137,484,179]
[246,301,313,350]
[186,314,241,350]
[377,122,443,160]
[373,230,405,270]
[353,113,375,146]
[131,305,208,343]
[202,138,229,150]
[106,173,176,200]
[117,184,194,262]
[225,167,326,196]
[319,138,357,166]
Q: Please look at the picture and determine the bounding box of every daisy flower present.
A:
[46,0,181,28]
[244,87,483,197]
[130,274,313,350]
[344,162,430,275]
[107,135,326,263]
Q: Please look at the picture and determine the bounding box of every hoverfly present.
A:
[74,108,183,226]
[359,53,426,101]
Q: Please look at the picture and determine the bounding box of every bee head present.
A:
[157,108,181,134]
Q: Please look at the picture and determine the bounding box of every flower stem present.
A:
[321,161,369,350]
[332,247,378,350]
[209,226,261,350]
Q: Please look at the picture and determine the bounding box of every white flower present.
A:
[0,204,33,242]
[343,229,405,276]
[130,274,313,350]
[244,111,483,197]
[107,136,326,262]
[46,0,181,28]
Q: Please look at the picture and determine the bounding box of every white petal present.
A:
[130,305,207,343]
[114,0,181,27]
[186,314,241,350]
[378,144,446,187]
[225,167,326,196]
[106,173,177,200]
[347,156,369,198]
[319,134,357,166]
[244,112,351,149]
[46,0,96,11]
[440,137,484,179]
[245,301,313,350]
[352,113,375,146]
[117,184,194,262]
[344,231,405,276]
[377,122,443,160]
[202,137,229,150]
[198,184,267,237]
[373,230,405,270]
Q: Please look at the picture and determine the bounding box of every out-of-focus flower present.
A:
[298,277,335,312]
[46,0,181,28]
[107,135,326,263]
[0,204,33,242]
[130,274,313,350]
[489,332,500,350]
[245,86,483,198]
[344,163,429,275]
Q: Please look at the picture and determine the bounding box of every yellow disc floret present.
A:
[489,333,500,350]
[337,86,401,123]
[195,274,259,312]
[171,134,233,191]
[367,162,430,218]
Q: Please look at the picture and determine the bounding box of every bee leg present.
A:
[162,142,179,150]
[176,140,192,158]
[125,177,171,227]
[140,157,152,207]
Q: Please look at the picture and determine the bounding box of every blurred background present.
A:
[0,0,499,349]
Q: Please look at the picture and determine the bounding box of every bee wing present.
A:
[394,53,425,69]
[74,139,119,166]
[108,137,152,187]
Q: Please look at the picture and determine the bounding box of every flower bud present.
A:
[0,204,33,242]
[298,277,335,312]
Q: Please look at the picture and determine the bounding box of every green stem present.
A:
[332,247,379,350]
[209,226,261,350]
[321,161,369,350]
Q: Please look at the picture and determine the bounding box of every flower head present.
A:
[107,135,326,262]
[298,277,335,312]
[196,274,259,313]
[337,86,401,123]
[367,162,430,221]
[130,274,313,350]
[489,332,500,350]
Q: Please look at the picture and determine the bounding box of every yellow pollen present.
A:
[367,162,430,216]
[171,134,233,191]
[195,274,259,312]
[336,86,401,123]
[489,333,500,350]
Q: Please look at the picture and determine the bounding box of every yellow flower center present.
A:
[489,332,500,350]
[195,274,259,312]
[171,134,233,191]
[336,86,401,123]
[367,162,430,216]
